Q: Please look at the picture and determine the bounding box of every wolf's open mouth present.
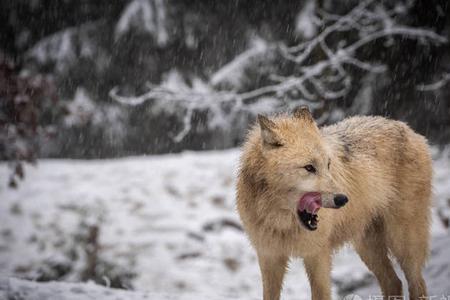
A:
[297,210,318,231]
[297,192,321,231]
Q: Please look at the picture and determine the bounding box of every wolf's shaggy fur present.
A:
[236,108,432,300]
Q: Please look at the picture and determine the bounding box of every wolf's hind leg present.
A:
[257,252,288,300]
[398,258,427,300]
[385,213,429,300]
[303,252,332,300]
[353,218,403,297]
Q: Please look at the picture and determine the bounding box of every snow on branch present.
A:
[115,0,168,46]
[110,0,447,142]
[416,72,450,92]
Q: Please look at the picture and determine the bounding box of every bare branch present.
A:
[172,105,193,142]
[344,27,447,55]
[417,73,450,92]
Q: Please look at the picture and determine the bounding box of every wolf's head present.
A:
[256,106,348,231]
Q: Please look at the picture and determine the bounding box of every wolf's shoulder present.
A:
[320,115,418,159]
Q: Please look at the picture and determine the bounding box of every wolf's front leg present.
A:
[257,252,288,300]
[303,253,332,300]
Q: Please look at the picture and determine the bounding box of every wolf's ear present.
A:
[293,106,314,123]
[257,115,283,147]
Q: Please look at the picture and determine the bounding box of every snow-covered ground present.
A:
[0,277,234,300]
[0,148,449,299]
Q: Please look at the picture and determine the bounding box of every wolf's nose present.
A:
[334,194,348,207]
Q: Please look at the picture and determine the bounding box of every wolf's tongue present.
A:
[298,192,322,214]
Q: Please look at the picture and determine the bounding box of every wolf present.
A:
[236,106,432,300]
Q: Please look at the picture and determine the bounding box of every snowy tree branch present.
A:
[416,73,450,92]
[110,0,447,142]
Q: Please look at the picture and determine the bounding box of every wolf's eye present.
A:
[328,160,331,169]
[304,165,316,173]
